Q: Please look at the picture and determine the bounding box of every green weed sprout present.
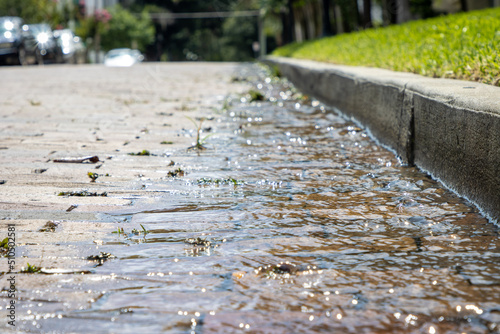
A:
[88,172,99,182]
[114,225,150,236]
[112,227,125,235]
[22,263,41,273]
[185,116,214,151]
[131,224,150,235]
[0,237,9,255]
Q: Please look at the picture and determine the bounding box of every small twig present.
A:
[53,156,100,164]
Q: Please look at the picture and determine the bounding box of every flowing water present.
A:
[15,66,500,333]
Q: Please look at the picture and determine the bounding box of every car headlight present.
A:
[36,32,50,45]
[4,21,14,30]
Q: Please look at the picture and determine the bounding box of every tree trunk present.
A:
[341,8,349,32]
[385,0,398,25]
[94,32,101,63]
[331,0,338,35]
[287,0,295,42]
[397,0,411,23]
[303,2,316,39]
[363,0,372,28]
[281,0,295,45]
[459,0,468,11]
[293,7,304,42]
[280,10,289,45]
[353,0,362,28]
[322,0,332,36]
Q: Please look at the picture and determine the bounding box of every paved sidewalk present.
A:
[0,63,249,329]
[1,62,248,220]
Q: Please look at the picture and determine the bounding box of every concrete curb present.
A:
[263,56,500,224]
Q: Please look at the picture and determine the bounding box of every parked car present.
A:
[0,16,39,65]
[104,48,144,67]
[53,29,86,64]
[26,23,63,64]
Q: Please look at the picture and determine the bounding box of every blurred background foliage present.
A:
[99,5,154,52]
[0,0,65,27]
[0,0,496,61]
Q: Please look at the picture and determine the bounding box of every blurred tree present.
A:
[75,8,111,63]
[99,5,154,52]
[0,0,65,27]
[385,0,398,24]
[142,0,243,60]
[459,0,467,11]
[221,0,258,60]
[337,0,360,32]
[362,0,372,27]
[141,4,173,60]
[322,0,333,35]
[409,0,436,18]
[260,0,296,45]
[185,28,223,60]
[296,0,324,41]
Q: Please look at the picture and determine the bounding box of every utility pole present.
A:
[258,8,267,58]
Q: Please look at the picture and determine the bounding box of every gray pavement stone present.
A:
[0,63,250,332]
[0,62,248,220]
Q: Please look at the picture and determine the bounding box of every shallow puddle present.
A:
[13,65,500,333]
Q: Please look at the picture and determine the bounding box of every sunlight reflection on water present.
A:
[16,65,500,333]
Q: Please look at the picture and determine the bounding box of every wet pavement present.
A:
[0,63,499,333]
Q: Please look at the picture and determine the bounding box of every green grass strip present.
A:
[273,8,500,86]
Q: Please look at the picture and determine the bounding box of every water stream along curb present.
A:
[1,62,499,333]
[263,56,500,225]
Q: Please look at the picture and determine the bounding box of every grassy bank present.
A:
[272,8,500,86]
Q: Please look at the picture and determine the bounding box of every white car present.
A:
[104,48,144,67]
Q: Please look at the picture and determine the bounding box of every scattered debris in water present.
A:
[86,252,116,266]
[53,155,100,163]
[254,262,300,277]
[246,89,265,102]
[65,204,78,212]
[168,168,186,177]
[185,237,212,248]
[32,168,47,174]
[58,190,107,197]
[39,221,59,232]
[128,150,153,156]
[40,268,92,275]
[112,224,150,237]
[184,236,224,256]
[87,172,99,182]
[196,178,242,186]
[230,75,248,83]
